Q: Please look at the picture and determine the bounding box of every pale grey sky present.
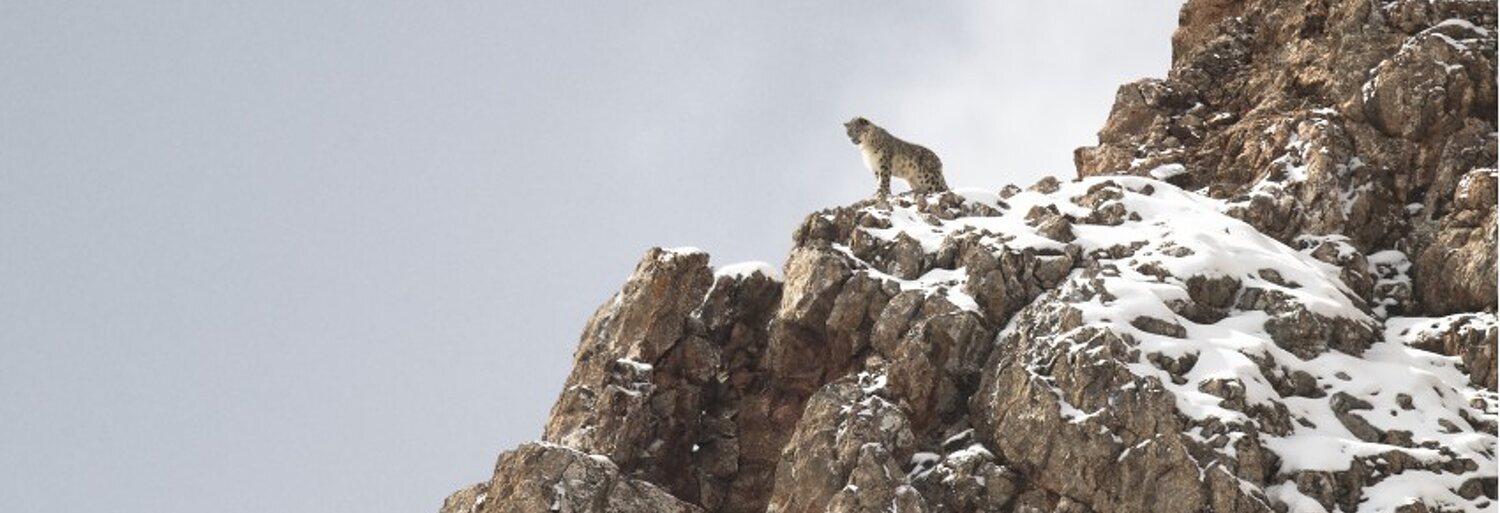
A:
[0,2,1179,512]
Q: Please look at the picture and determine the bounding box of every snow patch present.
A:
[714,260,784,281]
[1148,163,1188,180]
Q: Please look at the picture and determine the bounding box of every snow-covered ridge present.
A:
[831,177,1495,513]
[844,177,1368,321]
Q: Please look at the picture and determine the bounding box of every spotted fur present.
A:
[843,117,948,200]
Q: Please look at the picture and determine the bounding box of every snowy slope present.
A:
[838,178,1496,513]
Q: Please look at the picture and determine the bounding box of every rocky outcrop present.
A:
[1415,168,1498,314]
[1075,0,1498,317]
[438,482,486,513]
[442,1,1497,512]
[449,180,1494,513]
[1397,312,1499,391]
[474,442,704,513]
[538,248,785,512]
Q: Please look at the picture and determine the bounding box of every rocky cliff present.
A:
[441,1,1497,512]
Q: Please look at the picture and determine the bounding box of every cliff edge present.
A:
[442,1,1497,512]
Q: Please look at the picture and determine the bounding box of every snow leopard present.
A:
[843,117,948,200]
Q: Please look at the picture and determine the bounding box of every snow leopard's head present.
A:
[843,117,873,145]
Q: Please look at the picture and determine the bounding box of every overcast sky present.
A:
[0,2,1180,512]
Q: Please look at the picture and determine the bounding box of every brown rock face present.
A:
[442,2,1497,512]
[1075,0,1498,316]
[542,247,785,511]
[478,442,704,513]
[1415,168,1498,314]
[438,482,486,513]
[765,370,919,513]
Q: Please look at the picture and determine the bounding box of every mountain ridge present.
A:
[441,1,1497,511]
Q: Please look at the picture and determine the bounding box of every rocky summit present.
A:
[441,0,1497,512]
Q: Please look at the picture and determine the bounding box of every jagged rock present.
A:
[1073,79,1199,176]
[1130,316,1187,338]
[960,238,1076,324]
[1414,168,1498,314]
[882,300,994,431]
[1031,176,1062,194]
[909,441,1019,512]
[478,443,703,513]
[516,248,788,512]
[541,248,718,500]
[970,292,1277,513]
[777,247,854,330]
[691,265,784,511]
[438,483,487,513]
[1025,205,1075,243]
[1075,0,1497,318]
[766,371,917,513]
[825,444,928,513]
[1236,286,1377,358]
[1172,274,1241,323]
[1401,313,1499,390]
[1330,392,1382,442]
[1363,21,1495,140]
